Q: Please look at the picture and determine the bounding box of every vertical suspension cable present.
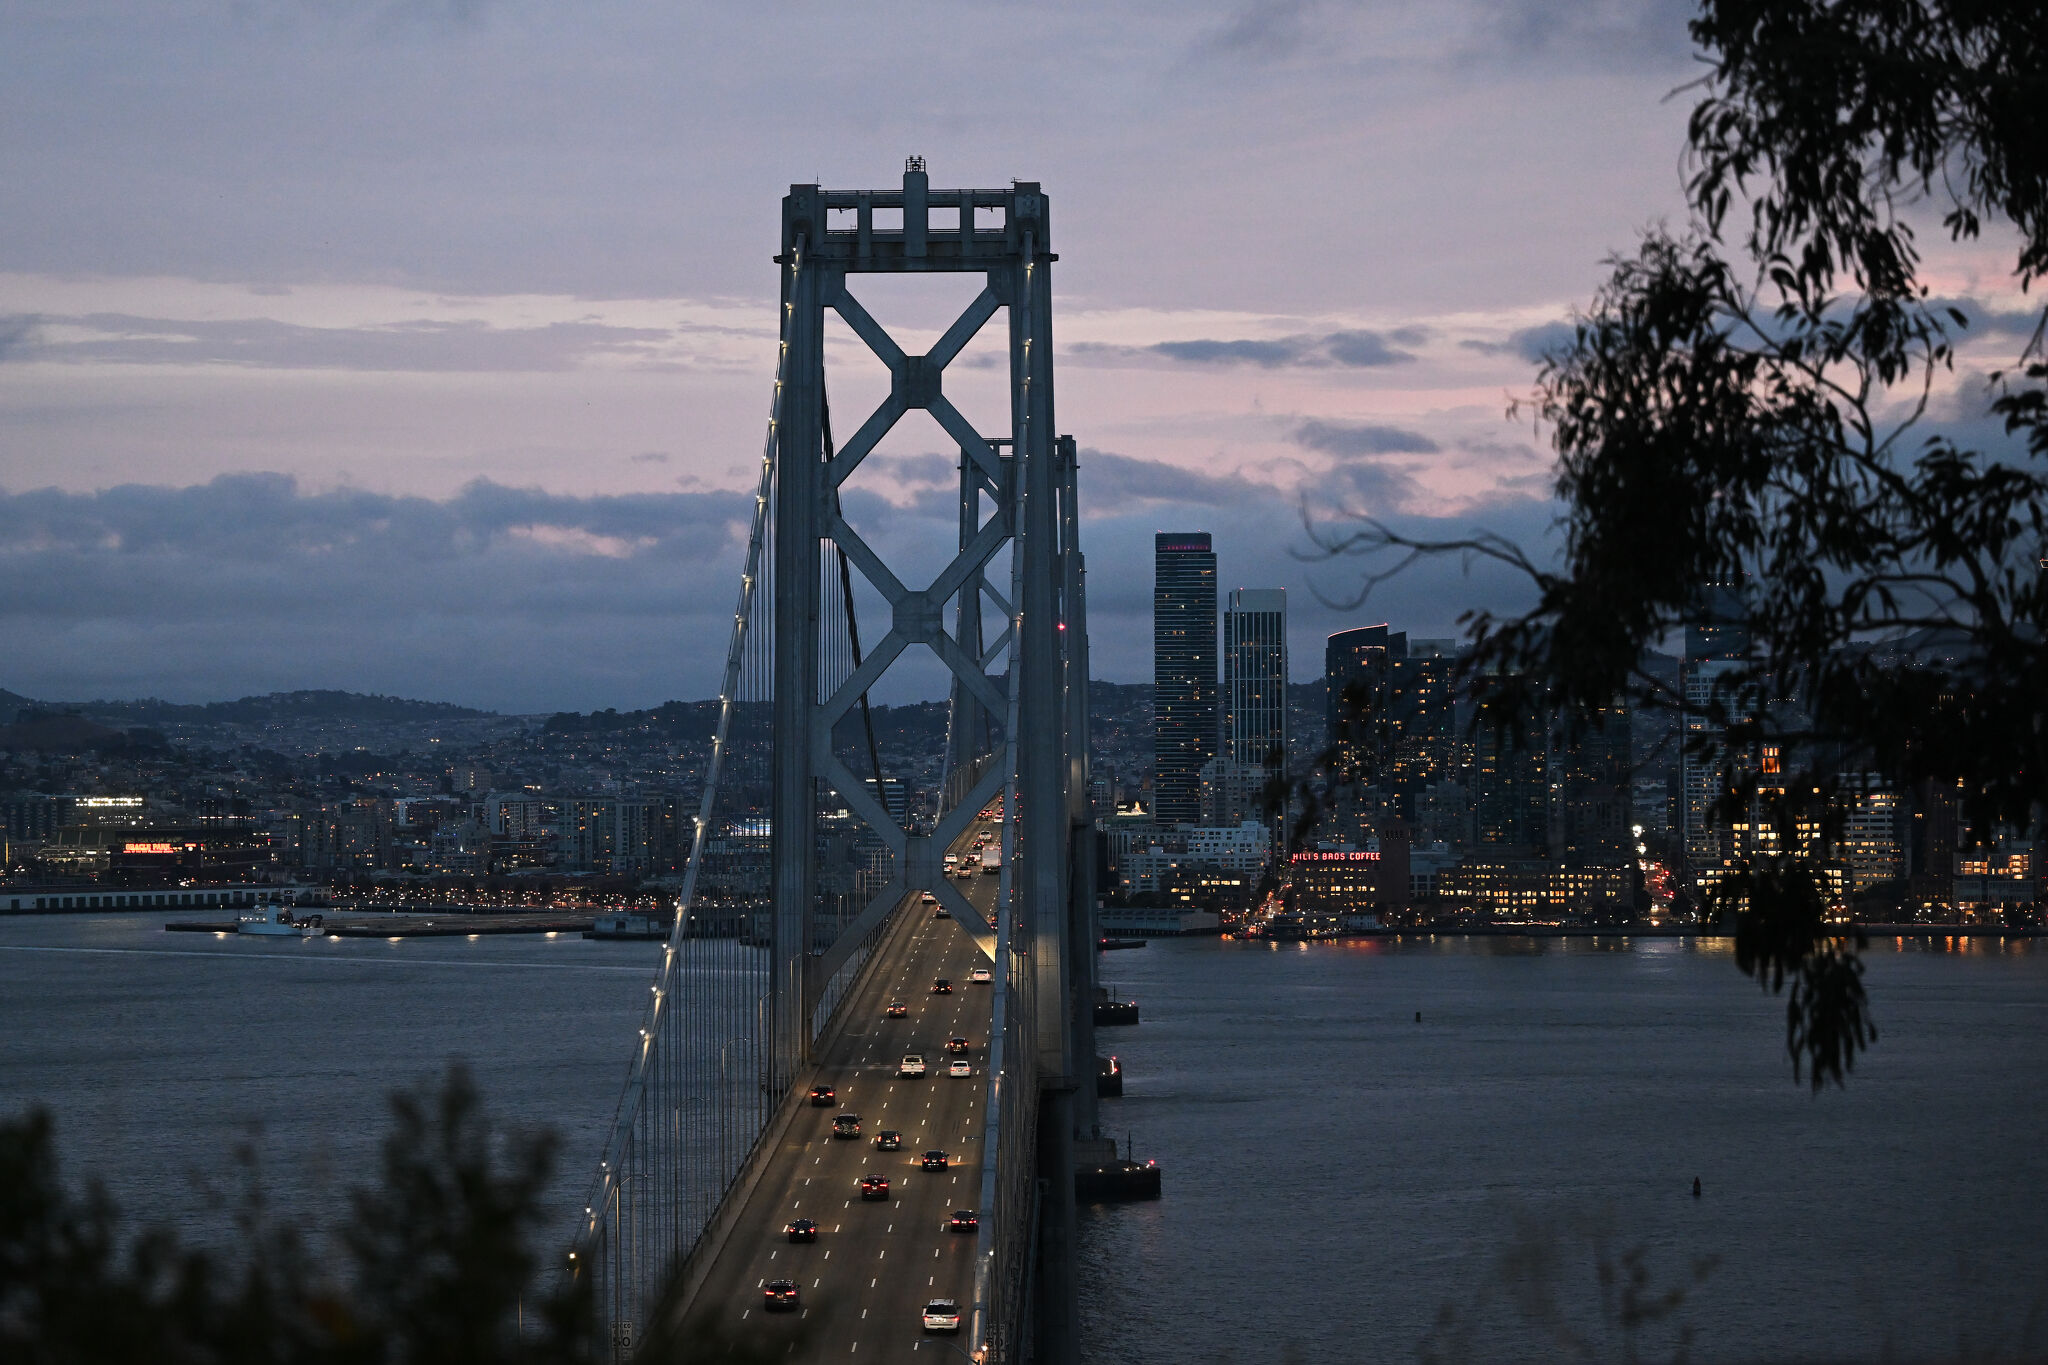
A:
[574,236,806,1353]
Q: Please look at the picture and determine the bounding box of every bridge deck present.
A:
[666,818,1000,1359]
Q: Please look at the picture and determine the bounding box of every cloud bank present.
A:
[0,467,1556,711]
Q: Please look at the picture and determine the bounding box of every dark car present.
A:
[859,1175,890,1201]
[808,1084,835,1107]
[921,1150,949,1171]
[933,903,951,918]
[885,1001,909,1019]
[874,1129,902,1151]
[931,979,952,994]
[784,1218,818,1244]
[763,1278,800,1311]
[948,1210,978,1233]
[944,1036,970,1055]
[831,1113,861,1139]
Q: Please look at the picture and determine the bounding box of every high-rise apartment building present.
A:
[1324,625,1404,776]
[1153,533,1218,825]
[1553,697,1633,866]
[1681,577,1752,878]
[1474,694,1549,852]
[1835,773,1903,895]
[1389,642,1456,813]
[1224,588,1288,783]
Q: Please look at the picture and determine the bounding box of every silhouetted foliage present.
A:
[0,1067,594,1365]
[1313,0,2046,1088]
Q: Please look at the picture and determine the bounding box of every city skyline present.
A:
[4,9,2043,1365]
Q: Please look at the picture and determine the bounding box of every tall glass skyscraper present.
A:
[1325,624,1404,776]
[1682,576,1752,877]
[1225,588,1289,776]
[1153,532,1217,824]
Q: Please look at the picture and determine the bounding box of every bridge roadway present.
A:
[677,819,1000,1359]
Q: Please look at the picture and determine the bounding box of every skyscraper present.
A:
[1224,588,1288,783]
[1682,576,1752,877]
[1325,625,1404,775]
[1153,532,1218,825]
[1554,697,1633,866]
[1389,641,1455,810]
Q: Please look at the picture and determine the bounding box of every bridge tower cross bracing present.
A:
[572,162,1092,1364]
[774,161,1091,1362]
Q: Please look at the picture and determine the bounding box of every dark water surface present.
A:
[1077,934,2048,1364]
[4,917,2044,1362]
[0,912,654,1245]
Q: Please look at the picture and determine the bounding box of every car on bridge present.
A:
[945,1036,970,1054]
[885,1001,908,1018]
[920,891,937,905]
[932,979,952,994]
[831,1113,861,1139]
[948,1210,978,1233]
[970,966,992,984]
[764,1279,800,1311]
[859,1175,890,1201]
[898,1054,927,1077]
[948,1059,973,1078]
[933,901,951,918]
[921,1149,949,1170]
[874,1129,902,1150]
[784,1218,818,1243]
[808,1084,835,1106]
[922,1299,962,1333]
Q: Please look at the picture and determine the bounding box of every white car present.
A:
[898,1054,927,1077]
[922,1298,962,1333]
[920,891,937,905]
[970,966,992,984]
[948,1059,972,1078]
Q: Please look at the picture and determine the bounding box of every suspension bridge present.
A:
[570,162,1120,1363]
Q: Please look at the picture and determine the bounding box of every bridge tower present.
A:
[575,162,1096,1364]
[772,161,1095,1359]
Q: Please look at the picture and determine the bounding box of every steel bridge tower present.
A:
[575,162,1096,1363]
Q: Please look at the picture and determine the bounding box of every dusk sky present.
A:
[1,1,2024,712]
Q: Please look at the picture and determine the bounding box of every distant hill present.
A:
[0,708,143,754]
[543,700,723,742]
[1,689,497,727]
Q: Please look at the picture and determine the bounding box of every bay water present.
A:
[3,915,2043,1362]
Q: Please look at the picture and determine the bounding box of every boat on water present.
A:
[1261,913,1342,942]
[236,903,325,937]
